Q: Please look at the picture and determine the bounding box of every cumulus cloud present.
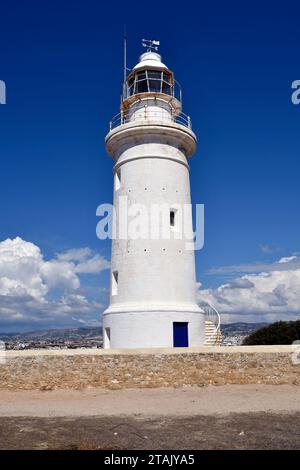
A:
[56,247,92,262]
[75,254,110,274]
[225,278,255,289]
[0,237,109,330]
[198,255,300,323]
[56,247,110,274]
[41,261,80,291]
[0,237,47,299]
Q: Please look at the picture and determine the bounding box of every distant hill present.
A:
[0,327,102,342]
[221,322,269,335]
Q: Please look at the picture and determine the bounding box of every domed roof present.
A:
[133,52,168,71]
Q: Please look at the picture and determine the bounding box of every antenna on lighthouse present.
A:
[142,39,160,52]
[123,25,127,86]
[122,25,131,102]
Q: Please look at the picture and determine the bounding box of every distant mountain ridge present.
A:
[0,326,102,342]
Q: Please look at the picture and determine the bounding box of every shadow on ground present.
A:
[0,413,300,450]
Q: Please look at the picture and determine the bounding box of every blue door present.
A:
[173,322,189,347]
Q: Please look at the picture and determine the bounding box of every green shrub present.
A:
[242,320,300,345]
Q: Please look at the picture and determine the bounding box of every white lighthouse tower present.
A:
[103,42,205,349]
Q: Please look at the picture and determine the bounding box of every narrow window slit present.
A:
[114,169,121,191]
[170,210,175,227]
[111,270,119,296]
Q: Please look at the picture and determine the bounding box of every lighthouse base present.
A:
[102,309,205,349]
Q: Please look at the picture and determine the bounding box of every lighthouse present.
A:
[102,42,205,349]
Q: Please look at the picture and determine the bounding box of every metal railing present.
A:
[199,300,222,346]
[109,108,192,131]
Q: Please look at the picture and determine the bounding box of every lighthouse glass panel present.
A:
[127,70,173,97]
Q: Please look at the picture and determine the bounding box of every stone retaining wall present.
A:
[0,346,299,390]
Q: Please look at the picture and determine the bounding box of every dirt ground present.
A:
[0,385,300,450]
[1,413,300,450]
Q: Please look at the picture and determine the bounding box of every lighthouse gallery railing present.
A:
[109,109,192,131]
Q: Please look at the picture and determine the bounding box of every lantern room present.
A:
[122,52,182,109]
[109,48,192,130]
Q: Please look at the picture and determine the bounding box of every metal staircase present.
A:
[199,301,222,346]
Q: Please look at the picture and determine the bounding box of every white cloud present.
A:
[208,257,300,275]
[278,256,297,264]
[56,247,92,262]
[0,237,47,299]
[75,254,110,274]
[0,237,109,330]
[56,247,110,274]
[41,261,80,290]
[198,255,300,323]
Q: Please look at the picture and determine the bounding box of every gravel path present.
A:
[0,384,299,417]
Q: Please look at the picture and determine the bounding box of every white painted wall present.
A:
[104,311,205,349]
[103,54,204,348]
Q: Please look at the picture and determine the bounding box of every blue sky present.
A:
[0,0,300,331]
